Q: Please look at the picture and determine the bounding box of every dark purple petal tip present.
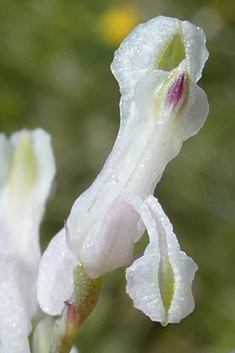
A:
[65,300,79,324]
[168,73,186,107]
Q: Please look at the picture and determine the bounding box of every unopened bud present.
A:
[49,301,80,353]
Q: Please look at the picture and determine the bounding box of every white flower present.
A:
[37,16,209,324]
[0,129,55,353]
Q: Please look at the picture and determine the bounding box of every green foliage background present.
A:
[1,0,235,352]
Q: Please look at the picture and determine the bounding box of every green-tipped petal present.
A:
[125,194,197,325]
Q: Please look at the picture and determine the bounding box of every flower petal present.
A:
[0,129,56,261]
[0,129,55,351]
[172,74,209,143]
[0,260,31,353]
[111,16,208,94]
[119,63,208,194]
[80,196,141,278]
[37,229,77,315]
[125,194,198,325]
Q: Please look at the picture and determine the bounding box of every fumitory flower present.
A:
[0,129,55,353]
[37,15,209,332]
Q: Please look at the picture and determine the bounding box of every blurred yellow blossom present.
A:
[98,5,140,46]
[210,0,235,26]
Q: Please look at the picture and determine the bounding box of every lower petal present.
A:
[37,229,77,315]
[124,194,198,325]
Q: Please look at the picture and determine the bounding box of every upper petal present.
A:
[0,129,56,261]
[111,16,208,95]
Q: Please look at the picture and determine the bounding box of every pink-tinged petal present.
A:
[172,76,209,143]
[80,196,141,278]
[167,72,186,107]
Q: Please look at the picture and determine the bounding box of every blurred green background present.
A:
[1,0,235,352]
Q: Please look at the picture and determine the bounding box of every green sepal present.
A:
[73,265,104,324]
[49,265,104,353]
[49,302,80,353]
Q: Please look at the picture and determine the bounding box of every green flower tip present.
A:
[155,32,185,71]
[8,130,37,196]
[158,255,175,326]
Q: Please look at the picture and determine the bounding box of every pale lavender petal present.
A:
[80,196,141,278]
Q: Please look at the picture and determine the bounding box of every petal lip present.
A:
[145,195,198,323]
[125,194,198,325]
